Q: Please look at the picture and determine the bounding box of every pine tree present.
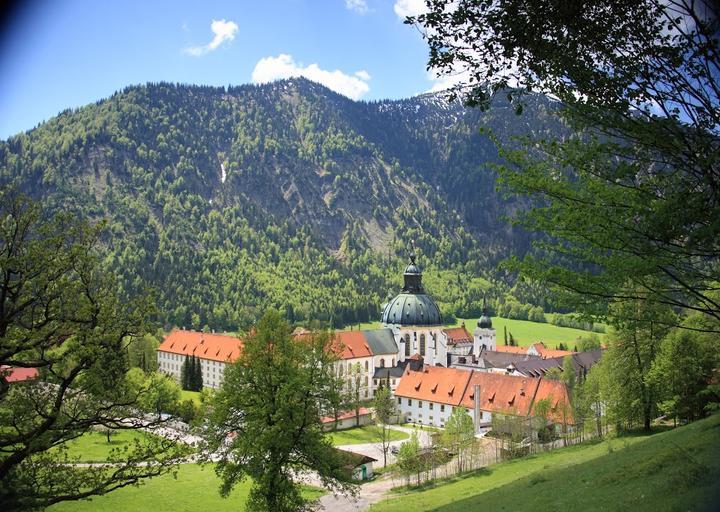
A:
[193,355,203,391]
[181,355,190,390]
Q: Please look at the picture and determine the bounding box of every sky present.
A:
[0,0,453,140]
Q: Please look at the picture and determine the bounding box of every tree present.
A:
[396,432,423,486]
[577,333,601,353]
[649,314,720,423]
[441,407,475,473]
[346,362,363,427]
[561,355,576,394]
[190,355,203,392]
[141,372,181,419]
[181,355,191,390]
[372,384,398,468]
[203,311,354,512]
[0,193,185,510]
[600,291,675,431]
[409,0,720,325]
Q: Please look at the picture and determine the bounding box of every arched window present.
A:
[392,358,395,366]
[364,361,369,372]
[420,334,426,356]
[404,334,410,356]
[364,376,368,386]
[380,358,385,368]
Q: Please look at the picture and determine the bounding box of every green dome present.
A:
[381,293,442,326]
[381,252,442,326]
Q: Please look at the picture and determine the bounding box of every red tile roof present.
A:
[494,345,529,354]
[534,378,574,424]
[530,342,574,359]
[443,326,473,345]
[1,366,39,382]
[157,330,243,363]
[330,331,373,360]
[396,366,575,424]
[321,407,373,424]
[394,366,473,406]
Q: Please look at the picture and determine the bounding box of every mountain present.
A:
[0,78,561,330]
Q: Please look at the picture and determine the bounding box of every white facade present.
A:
[473,327,497,354]
[393,326,448,366]
[335,356,374,399]
[395,395,492,428]
[157,350,228,389]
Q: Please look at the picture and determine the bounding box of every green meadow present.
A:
[371,414,720,512]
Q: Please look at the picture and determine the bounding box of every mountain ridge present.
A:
[0,78,560,329]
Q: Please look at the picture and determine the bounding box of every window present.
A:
[397,397,401,404]
[391,358,395,366]
[364,376,368,386]
[364,361,368,372]
[364,390,368,398]
[420,334,426,356]
[440,404,445,413]
[404,333,410,356]
[429,403,434,410]
[339,365,344,376]
[380,358,385,368]
[418,401,423,408]
[408,399,412,406]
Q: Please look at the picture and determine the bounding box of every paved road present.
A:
[318,426,434,511]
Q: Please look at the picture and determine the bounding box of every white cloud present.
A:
[251,54,371,100]
[184,19,238,57]
[346,0,368,15]
[393,0,427,19]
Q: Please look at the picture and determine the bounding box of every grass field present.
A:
[49,464,324,512]
[179,389,202,405]
[371,414,720,512]
[52,430,158,462]
[327,425,408,445]
[351,317,604,350]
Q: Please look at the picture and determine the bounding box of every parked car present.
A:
[390,445,399,455]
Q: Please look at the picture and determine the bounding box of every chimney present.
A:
[473,384,481,432]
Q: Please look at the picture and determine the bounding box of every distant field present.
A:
[349,317,604,350]
[328,425,408,445]
[49,464,323,512]
[371,414,720,512]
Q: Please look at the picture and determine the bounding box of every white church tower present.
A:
[473,296,496,354]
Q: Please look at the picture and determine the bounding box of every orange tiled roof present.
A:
[460,372,540,417]
[534,378,574,424]
[494,345,529,354]
[330,331,373,360]
[320,407,373,424]
[443,326,473,344]
[530,342,574,359]
[394,366,473,406]
[157,330,243,363]
[1,365,39,382]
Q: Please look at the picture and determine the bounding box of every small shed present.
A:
[337,449,377,481]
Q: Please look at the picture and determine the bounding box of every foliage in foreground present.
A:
[203,311,355,512]
[0,193,185,510]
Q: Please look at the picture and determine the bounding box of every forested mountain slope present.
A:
[0,78,561,330]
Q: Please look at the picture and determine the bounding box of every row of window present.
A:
[398,397,451,414]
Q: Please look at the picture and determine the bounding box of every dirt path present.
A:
[318,474,399,512]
